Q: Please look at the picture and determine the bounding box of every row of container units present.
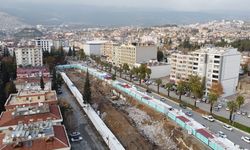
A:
[57,64,238,150]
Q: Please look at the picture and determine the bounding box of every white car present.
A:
[218,131,227,138]
[218,104,223,109]
[202,115,215,122]
[241,136,250,143]
[226,107,230,111]
[248,114,250,118]
[223,124,233,131]
[71,136,83,142]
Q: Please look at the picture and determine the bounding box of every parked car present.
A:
[237,111,241,115]
[218,103,223,109]
[160,97,166,101]
[146,89,152,93]
[226,107,230,111]
[241,111,248,116]
[241,136,250,143]
[70,131,81,137]
[248,114,250,118]
[214,106,219,111]
[223,124,233,131]
[179,103,187,109]
[202,115,215,122]
[185,111,193,117]
[218,131,227,138]
[71,136,83,142]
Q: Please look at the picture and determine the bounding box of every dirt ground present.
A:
[66,69,209,150]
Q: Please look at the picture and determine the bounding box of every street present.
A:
[58,84,107,150]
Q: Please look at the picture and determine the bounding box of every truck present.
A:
[202,115,215,122]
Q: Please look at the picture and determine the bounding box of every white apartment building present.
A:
[112,44,157,67]
[35,39,52,52]
[15,46,43,67]
[84,40,107,56]
[170,47,241,97]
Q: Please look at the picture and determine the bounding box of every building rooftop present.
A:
[5,90,57,108]
[0,104,62,127]
[0,122,70,150]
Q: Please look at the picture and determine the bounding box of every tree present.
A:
[188,75,203,107]
[79,49,86,60]
[236,95,245,109]
[208,93,218,114]
[68,47,72,56]
[113,66,118,76]
[57,74,63,88]
[123,63,130,75]
[111,74,116,80]
[52,68,58,91]
[227,101,238,122]
[4,81,17,98]
[40,76,45,90]
[119,64,123,78]
[83,70,91,104]
[155,79,162,94]
[177,80,188,101]
[157,50,164,62]
[210,82,224,97]
[72,46,76,57]
[146,68,151,80]
[165,83,173,97]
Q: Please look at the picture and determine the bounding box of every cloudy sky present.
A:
[1,0,249,12]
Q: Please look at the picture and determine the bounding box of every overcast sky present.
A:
[1,0,249,12]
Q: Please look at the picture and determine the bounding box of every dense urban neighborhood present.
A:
[1,3,250,149]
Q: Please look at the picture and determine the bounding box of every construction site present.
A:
[65,68,209,150]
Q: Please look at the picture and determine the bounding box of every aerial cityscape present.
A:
[0,0,250,150]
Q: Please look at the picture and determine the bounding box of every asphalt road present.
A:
[58,84,107,150]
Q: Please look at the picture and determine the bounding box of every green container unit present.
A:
[176,116,190,128]
[167,112,176,120]
[196,129,213,145]
[185,125,196,135]
[209,141,224,150]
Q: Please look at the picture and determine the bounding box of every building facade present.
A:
[35,39,52,53]
[84,40,107,56]
[170,47,241,97]
[112,44,157,67]
[15,46,43,67]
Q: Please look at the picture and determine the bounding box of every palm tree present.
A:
[188,75,203,107]
[155,79,162,94]
[165,83,173,97]
[177,80,188,101]
[236,95,245,109]
[119,64,123,78]
[113,66,118,76]
[146,68,151,80]
[227,101,238,122]
[123,63,130,75]
[208,92,218,114]
[129,67,135,82]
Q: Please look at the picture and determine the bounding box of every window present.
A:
[212,75,218,79]
[213,70,219,73]
[214,55,220,59]
[214,60,220,64]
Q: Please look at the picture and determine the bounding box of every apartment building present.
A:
[112,44,157,67]
[170,47,241,97]
[15,46,43,67]
[84,40,107,56]
[101,41,114,62]
[35,38,52,53]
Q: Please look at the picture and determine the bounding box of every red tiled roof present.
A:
[0,105,62,127]
[0,125,70,150]
[196,128,214,139]
[176,116,190,123]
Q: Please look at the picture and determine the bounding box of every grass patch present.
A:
[213,114,250,134]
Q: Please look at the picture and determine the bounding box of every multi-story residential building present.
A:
[170,47,241,97]
[15,46,43,67]
[112,44,157,67]
[101,41,115,62]
[15,67,51,91]
[84,40,107,56]
[35,38,52,53]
